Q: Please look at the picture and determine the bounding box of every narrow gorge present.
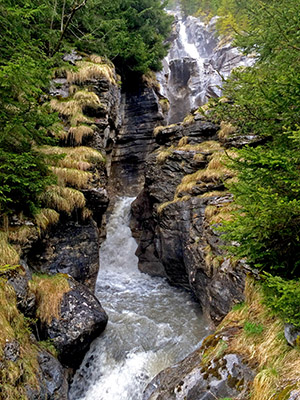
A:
[1,2,300,400]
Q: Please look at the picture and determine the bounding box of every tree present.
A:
[207,0,300,277]
[71,0,173,79]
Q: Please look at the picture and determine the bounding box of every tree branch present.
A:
[51,0,88,57]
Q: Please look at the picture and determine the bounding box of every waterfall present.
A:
[69,197,210,400]
[157,13,253,124]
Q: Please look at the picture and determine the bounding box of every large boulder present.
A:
[39,278,108,369]
[143,328,255,400]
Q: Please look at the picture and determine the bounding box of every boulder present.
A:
[40,278,108,369]
[143,331,255,400]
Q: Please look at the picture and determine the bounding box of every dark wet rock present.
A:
[27,219,100,290]
[26,350,68,400]
[40,279,107,369]
[223,133,270,149]
[284,324,300,347]
[81,187,109,227]
[5,263,36,317]
[143,331,255,400]
[131,119,247,323]
[110,86,164,195]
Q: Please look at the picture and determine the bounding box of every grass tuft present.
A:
[40,185,86,214]
[218,121,237,140]
[29,274,70,324]
[0,279,39,398]
[68,125,94,145]
[67,59,116,85]
[40,145,105,170]
[0,232,20,266]
[51,166,92,189]
[34,208,60,230]
[220,278,300,400]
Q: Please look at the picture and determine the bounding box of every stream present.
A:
[69,197,210,400]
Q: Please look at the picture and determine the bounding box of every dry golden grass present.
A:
[29,274,70,324]
[50,98,81,117]
[50,90,100,129]
[193,153,205,162]
[68,125,94,145]
[67,60,116,85]
[182,113,195,126]
[205,202,238,224]
[7,226,37,247]
[178,136,189,147]
[0,279,39,398]
[157,195,191,214]
[177,140,221,154]
[34,208,60,230]
[0,232,20,266]
[196,150,236,183]
[156,146,174,164]
[153,125,165,137]
[199,190,229,198]
[73,90,101,107]
[175,170,201,196]
[40,185,86,214]
[175,150,235,197]
[219,278,300,400]
[218,121,237,140]
[51,166,92,189]
[81,207,93,220]
[40,145,105,170]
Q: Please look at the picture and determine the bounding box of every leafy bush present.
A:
[262,274,300,329]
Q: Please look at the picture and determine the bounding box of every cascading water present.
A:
[157,12,253,124]
[69,197,210,400]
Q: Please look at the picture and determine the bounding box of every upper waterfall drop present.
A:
[157,12,253,124]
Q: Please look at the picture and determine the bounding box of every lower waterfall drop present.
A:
[69,197,210,400]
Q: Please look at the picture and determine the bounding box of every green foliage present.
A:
[262,274,300,329]
[0,0,172,221]
[204,0,300,280]
[243,321,264,336]
[72,0,173,79]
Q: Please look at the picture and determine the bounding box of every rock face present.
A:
[157,14,254,123]
[26,350,69,400]
[143,327,255,400]
[110,85,165,195]
[27,218,100,291]
[39,278,108,369]
[131,117,247,324]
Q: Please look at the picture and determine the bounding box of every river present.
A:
[69,197,210,400]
